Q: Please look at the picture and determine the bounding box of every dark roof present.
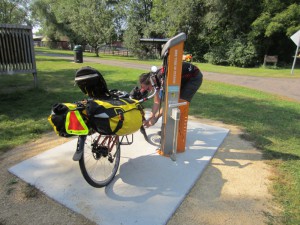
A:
[139,38,169,44]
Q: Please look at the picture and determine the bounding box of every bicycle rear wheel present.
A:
[78,133,121,188]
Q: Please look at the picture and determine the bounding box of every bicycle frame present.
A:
[96,134,118,150]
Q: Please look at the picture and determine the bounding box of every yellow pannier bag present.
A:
[48,103,89,137]
[86,98,144,136]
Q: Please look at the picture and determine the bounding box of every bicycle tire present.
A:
[78,133,121,188]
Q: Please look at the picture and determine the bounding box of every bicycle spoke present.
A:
[78,133,120,188]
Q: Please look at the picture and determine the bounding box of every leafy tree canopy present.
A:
[0,0,32,25]
[27,0,300,66]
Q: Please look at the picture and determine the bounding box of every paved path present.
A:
[204,72,300,102]
[39,53,300,102]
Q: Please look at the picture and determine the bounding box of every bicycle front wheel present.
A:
[78,133,121,188]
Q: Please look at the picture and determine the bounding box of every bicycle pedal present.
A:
[73,150,83,161]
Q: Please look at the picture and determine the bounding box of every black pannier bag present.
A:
[48,103,70,137]
[75,66,111,98]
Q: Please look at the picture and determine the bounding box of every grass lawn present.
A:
[0,50,299,224]
[35,46,300,78]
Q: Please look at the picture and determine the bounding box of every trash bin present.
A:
[73,45,83,63]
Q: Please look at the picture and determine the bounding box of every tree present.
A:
[29,0,299,66]
[160,0,210,61]
[30,0,85,46]
[31,0,116,56]
[201,0,261,66]
[145,0,208,60]
[65,0,115,56]
[0,0,32,25]
[250,1,300,63]
[122,0,154,57]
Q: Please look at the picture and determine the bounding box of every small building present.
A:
[33,35,43,47]
[41,36,70,49]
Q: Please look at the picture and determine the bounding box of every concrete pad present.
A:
[9,119,229,225]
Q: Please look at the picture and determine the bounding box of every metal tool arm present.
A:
[138,75,159,103]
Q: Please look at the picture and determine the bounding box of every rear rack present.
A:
[119,134,134,145]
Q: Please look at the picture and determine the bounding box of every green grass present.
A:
[195,62,300,77]
[34,47,300,78]
[0,51,300,224]
[35,46,156,63]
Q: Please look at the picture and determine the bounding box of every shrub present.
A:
[204,45,229,65]
[204,38,259,67]
[227,38,258,67]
